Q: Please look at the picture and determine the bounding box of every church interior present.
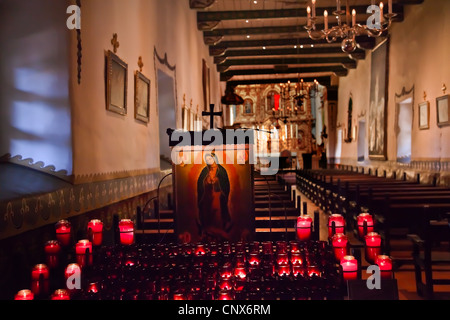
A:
[0,0,449,304]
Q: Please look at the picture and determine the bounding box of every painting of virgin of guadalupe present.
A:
[173,146,255,244]
[196,152,233,239]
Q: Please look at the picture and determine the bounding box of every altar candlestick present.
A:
[352,9,356,26]
[380,2,384,24]
[312,0,316,18]
[388,0,392,14]
[324,10,329,30]
[336,0,341,12]
[307,6,311,27]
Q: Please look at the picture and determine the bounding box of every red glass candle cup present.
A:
[376,255,393,279]
[365,232,382,264]
[276,241,288,254]
[340,255,358,281]
[277,264,291,276]
[75,239,92,255]
[290,253,303,265]
[357,213,374,239]
[296,215,313,241]
[87,219,103,246]
[262,241,273,255]
[331,233,348,262]
[14,289,34,300]
[220,265,233,279]
[119,219,134,245]
[44,240,61,269]
[51,289,70,300]
[31,264,49,281]
[194,243,206,256]
[65,263,81,290]
[218,290,233,300]
[290,241,300,253]
[328,214,345,238]
[55,220,71,246]
[276,253,289,265]
[292,265,304,277]
[234,267,247,279]
[307,266,321,277]
[248,253,260,266]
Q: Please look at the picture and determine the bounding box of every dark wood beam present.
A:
[216,57,357,69]
[209,36,376,51]
[220,65,348,81]
[197,4,406,25]
[212,47,366,62]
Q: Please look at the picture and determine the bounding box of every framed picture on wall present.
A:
[418,101,430,130]
[368,39,389,160]
[134,71,150,123]
[106,50,128,115]
[436,94,450,127]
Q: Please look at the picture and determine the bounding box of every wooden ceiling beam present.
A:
[228,76,332,87]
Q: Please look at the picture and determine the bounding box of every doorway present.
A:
[396,97,412,163]
[357,120,366,162]
[157,69,176,170]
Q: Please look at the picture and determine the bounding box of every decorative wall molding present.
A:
[0,153,72,182]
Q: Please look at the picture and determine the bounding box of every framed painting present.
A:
[106,50,128,115]
[243,98,254,115]
[436,95,450,127]
[368,39,389,160]
[134,71,150,123]
[172,145,255,243]
[418,101,430,130]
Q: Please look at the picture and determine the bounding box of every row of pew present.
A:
[296,168,450,299]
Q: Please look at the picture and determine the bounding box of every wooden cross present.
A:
[111,33,120,53]
[202,104,222,129]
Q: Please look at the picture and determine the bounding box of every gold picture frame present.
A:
[436,94,450,127]
[106,50,128,115]
[134,71,150,123]
[418,101,430,130]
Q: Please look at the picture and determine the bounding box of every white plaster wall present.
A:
[0,0,72,173]
[336,0,450,163]
[70,0,221,179]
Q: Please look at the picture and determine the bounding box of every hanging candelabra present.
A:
[305,0,397,53]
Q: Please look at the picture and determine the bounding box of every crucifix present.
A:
[202,104,223,129]
[111,33,120,53]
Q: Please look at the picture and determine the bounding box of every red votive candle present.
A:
[328,214,345,238]
[219,279,233,291]
[31,264,49,281]
[262,241,273,254]
[75,239,92,255]
[51,289,70,300]
[276,241,288,254]
[357,213,374,239]
[292,265,304,277]
[307,266,321,277]
[365,232,382,264]
[341,255,358,281]
[194,243,206,256]
[44,240,61,269]
[248,253,260,266]
[221,265,233,279]
[65,263,81,278]
[234,267,247,279]
[276,253,289,265]
[296,215,313,241]
[290,241,300,253]
[331,233,348,262]
[87,219,103,246]
[55,220,71,246]
[277,264,291,276]
[119,219,134,245]
[376,255,393,279]
[291,253,303,265]
[173,293,186,300]
[14,289,34,300]
[44,240,61,255]
[218,290,233,300]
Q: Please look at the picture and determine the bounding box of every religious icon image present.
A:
[196,152,233,240]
